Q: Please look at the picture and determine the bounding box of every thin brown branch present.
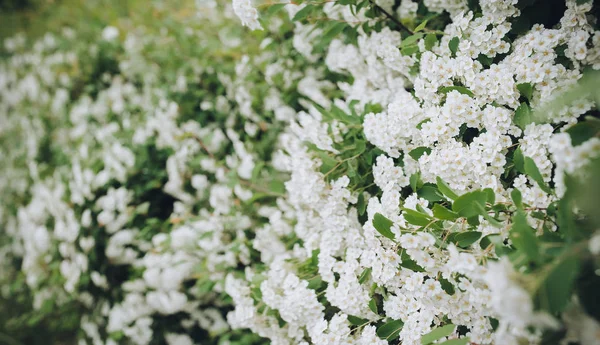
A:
[368,0,414,34]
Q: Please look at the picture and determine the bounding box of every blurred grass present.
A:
[0,0,199,42]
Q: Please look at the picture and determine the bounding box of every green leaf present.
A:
[401,33,425,47]
[292,4,315,21]
[357,193,367,216]
[369,297,378,313]
[483,188,495,204]
[439,276,455,295]
[513,147,525,173]
[524,157,552,194]
[454,231,482,248]
[438,338,470,345]
[399,250,426,272]
[409,147,432,160]
[509,211,540,263]
[311,148,337,174]
[436,177,459,200]
[511,188,523,209]
[452,190,487,218]
[402,208,432,227]
[477,53,493,66]
[414,19,429,32]
[416,118,431,130]
[269,180,286,194]
[424,33,438,50]
[376,319,404,340]
[265,3,287,16]
[480,234,502,249]
[311,249,319,265]
[307,276,323,290]
[421,324,456,345]
[448,37,460,56]
[358,267,372,284]
[401,45,419,56]
[319,21,347,48]
[418,185,444,202]
[432,204,459,221]
[475,202,503,228]
[536,255,580,314]
[517,83,534,101]
[514,102,532,130]
[557,185,575,241]
[348,315,369,326]
[410,173,421,192]
[135,202,150,215]
[373,213,396,240]
[565,119,600,146]
[439,86,474,97]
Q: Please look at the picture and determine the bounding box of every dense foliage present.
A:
[1,1,600,345]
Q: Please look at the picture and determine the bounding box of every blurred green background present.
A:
[0,0,198,41]
[1,3,203,345]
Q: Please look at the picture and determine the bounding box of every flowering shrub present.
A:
[1,1,600,345]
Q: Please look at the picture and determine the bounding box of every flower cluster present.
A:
[2,1,600,345]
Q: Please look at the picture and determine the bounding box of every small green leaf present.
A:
[432,204,459,221]
[369,297,378,313]
[517,82,534,101]
[401,45,419,56]
[401,33,425,47]
[436,177,459,200]
[557,186,575,240]
[483,188,495,204]
[439,276,455,295]
[477,53,493,66]
[448,37,459,56]
[292,4,315,21]
[402,208,432,227]
[514,102,532,130]
[414,19,429,32]
[524,157,552,194]
[269,180,286,194]
[357,193,367,216]
[307,276,323,290]
[373,213,396,240]
[565,119,600,146]
[477,203,503,228]
[377,319,404,340]
[409,147,432,160]
[438,338,470,345]
[319,21,347,47]
[421,324,456,345]
[410,173,421,192]
[418,185,444,202]
[511,188,523,209]
[510,211,540,263]
[399,250,426,272]
[439,86,474,97]
[348,315,369,326]
[265,3,287,16]
[536,255,580,314]
[452,190,487,218]
[416,118,431,130]
[358,267,372,284]
[513,147,525,173]
[479,234,502,249]
[424,33,438,50]
[454,231,482,248]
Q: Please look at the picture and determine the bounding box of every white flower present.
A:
[232,0,263,31]
[102,26,119,41]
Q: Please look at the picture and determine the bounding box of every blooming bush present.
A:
[1,0,600,345]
